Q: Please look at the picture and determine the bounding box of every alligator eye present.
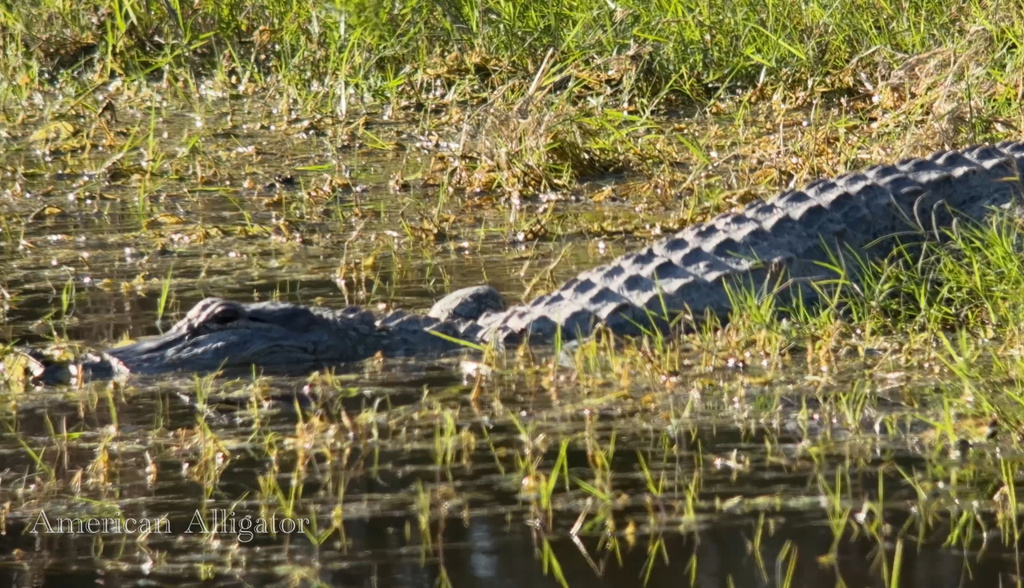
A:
[210,306,241,325]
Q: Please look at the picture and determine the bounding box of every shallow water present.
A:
[1,362,1016,587]
[1,105,1019,587]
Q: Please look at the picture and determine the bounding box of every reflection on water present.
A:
[0,363,1017,587]
[2,496,1018,586]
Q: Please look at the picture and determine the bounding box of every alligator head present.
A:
[32,286,508,383]
[100,298,386,376]
[68,297,385,380]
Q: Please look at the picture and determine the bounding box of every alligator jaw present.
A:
[33,298,386,382]
[32,328,336,384]
[103,326,322,375]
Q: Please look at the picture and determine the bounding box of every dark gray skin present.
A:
[37,286,508,382]
[33,141,1024,382]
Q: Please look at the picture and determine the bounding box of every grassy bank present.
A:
[2,0,1022,192]
[3,0,1022,108]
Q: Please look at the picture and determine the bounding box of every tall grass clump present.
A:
[2,1,1021,194]
[835,215,1024,338]
[705,212,1024,365]
[1,0,1021,112]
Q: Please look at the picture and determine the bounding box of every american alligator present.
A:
[28,141,1024,382]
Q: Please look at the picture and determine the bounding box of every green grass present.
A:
[3,0,1021,111]
[2,0,1022,192]
[648,212,1024,372]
